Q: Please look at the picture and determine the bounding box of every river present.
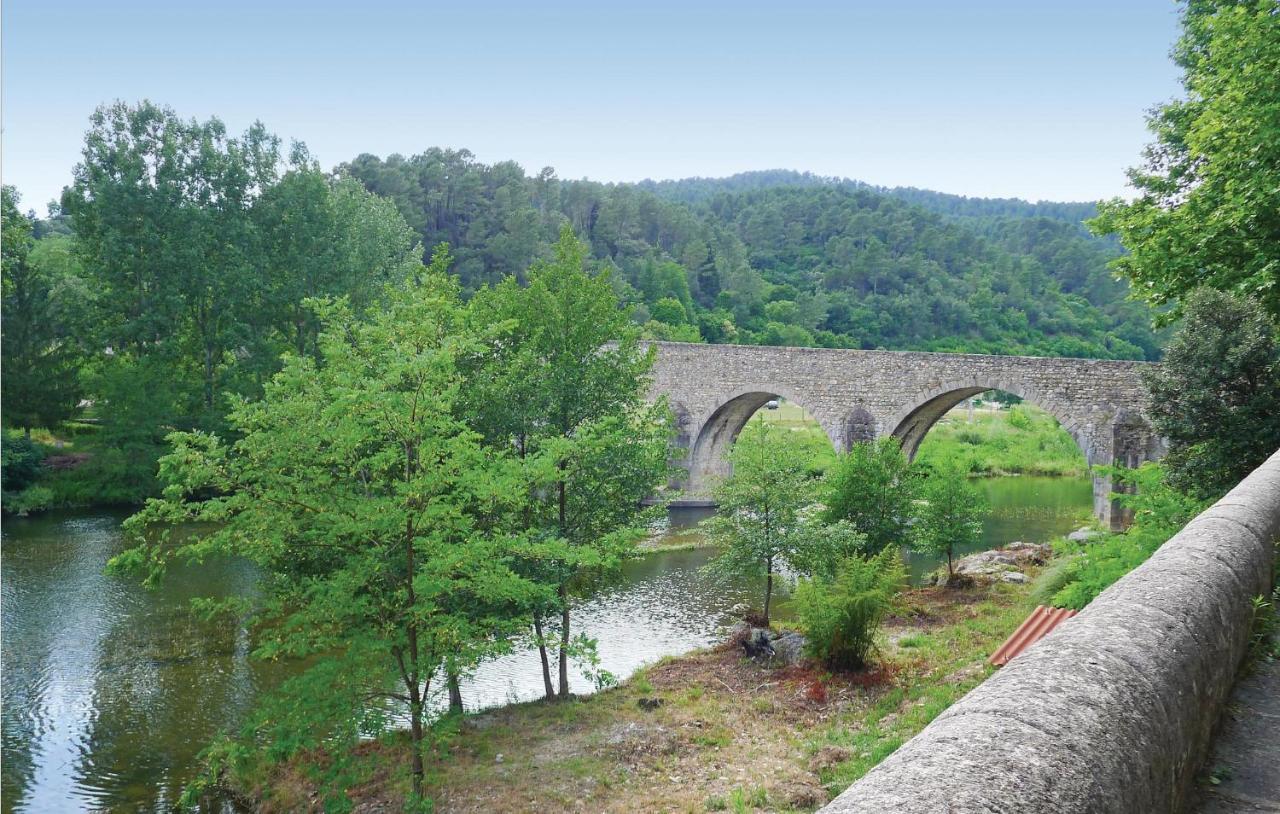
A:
[1,476,1091,813]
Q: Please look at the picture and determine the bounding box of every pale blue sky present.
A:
[3,0,1183,212]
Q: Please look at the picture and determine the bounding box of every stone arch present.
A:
[685,385,837,494]
[884,379,1096,466]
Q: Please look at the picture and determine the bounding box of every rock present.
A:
[1067,526,1102,543]
[637,697,664,711]
[495,753,504,763]
[770,631,808,666]
[953,549,1020,577]
[1004,541,1052,564]
[1001,571,1029,584]
[742,627,775,658]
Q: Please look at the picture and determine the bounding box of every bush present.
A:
[1,434,45,492]
[5,485,54,515]
[43,444,162,507]
[794,548,905,670]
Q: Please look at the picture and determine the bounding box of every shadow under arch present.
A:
[885,379,1096,466]
[685,385,837,495]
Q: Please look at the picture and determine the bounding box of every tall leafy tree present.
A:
[1141,288,1280,499]
[254,151,422,361]
[704,415,816,625]
[911,462,989,583]
[1,186,82,434]
[1090,0,1280,321]
[63,100,282,426]
[821,437,920,555]
[113,252,541,805]
[463,226,671,698]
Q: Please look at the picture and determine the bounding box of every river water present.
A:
[1,476,1090,813]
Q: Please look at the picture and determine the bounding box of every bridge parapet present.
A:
[818,447,1280,814]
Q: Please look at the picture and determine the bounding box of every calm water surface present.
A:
[1,476,1090,812]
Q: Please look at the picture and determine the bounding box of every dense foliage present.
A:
[342,154,1160,358]
[1141,288,1280,500]
[1,186,83,433]
[1091,0,1280,322]
[113,242,670,806]
[820,438,920,555]
[1050,464,1208,610]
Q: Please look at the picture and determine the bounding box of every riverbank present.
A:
[230,579,1038,813]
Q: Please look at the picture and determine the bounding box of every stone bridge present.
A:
[647,342,1164,528]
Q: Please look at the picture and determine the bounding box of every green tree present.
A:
[1141,288,1280,499]
[704,415,815,625]
[911,462,989,582]
[463,226,671,698]
[63,100,282,425]
[1,186,82,434]
[820,437,919,555]
[1090,1,1280,321]
[254,154,421,361]
[112,251,541,805]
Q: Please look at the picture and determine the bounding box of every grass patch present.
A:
[235,575,1040,812]
[915,404,1086,477]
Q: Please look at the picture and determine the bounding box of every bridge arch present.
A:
[884,378,1097,465]
[685,385,837,494]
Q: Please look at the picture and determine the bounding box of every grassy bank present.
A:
[915,404,1086,477]
[234,580,1036,813]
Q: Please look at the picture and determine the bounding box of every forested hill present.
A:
[640,169,1101,227]
[341,151,1161,360]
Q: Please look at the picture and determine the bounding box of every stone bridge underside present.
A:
[648,341,1163,529]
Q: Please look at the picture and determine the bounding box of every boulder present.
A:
[1001,571,1029,584]
[954,550,1020,577]
[1067,526,1102,543]
[770,631,808,666]
[742,627,775,659]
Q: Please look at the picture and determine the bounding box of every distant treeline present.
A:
[344,155,1161,359]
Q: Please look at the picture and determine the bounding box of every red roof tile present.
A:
[989,605,1078,667]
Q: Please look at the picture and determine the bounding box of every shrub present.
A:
[5,485,54,515]
[794,548,905,670]
[1050,463,1207,609]
[1,434,45,492]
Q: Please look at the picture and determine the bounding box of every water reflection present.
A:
[1,476,1090,812]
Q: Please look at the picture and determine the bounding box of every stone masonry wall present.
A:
[647,341,1161,525]
[818,448,1280,814]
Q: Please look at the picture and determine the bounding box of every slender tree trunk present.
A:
[403,516,425,800]
[557,584,571,697]
[764,554,774,627]
[533,610,555,700]
[556,473,571,698]
[203,342,215,412]
[447,669,463,714]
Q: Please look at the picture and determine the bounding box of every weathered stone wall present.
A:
[818,448,1280,814]
[648,341,1162,526]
